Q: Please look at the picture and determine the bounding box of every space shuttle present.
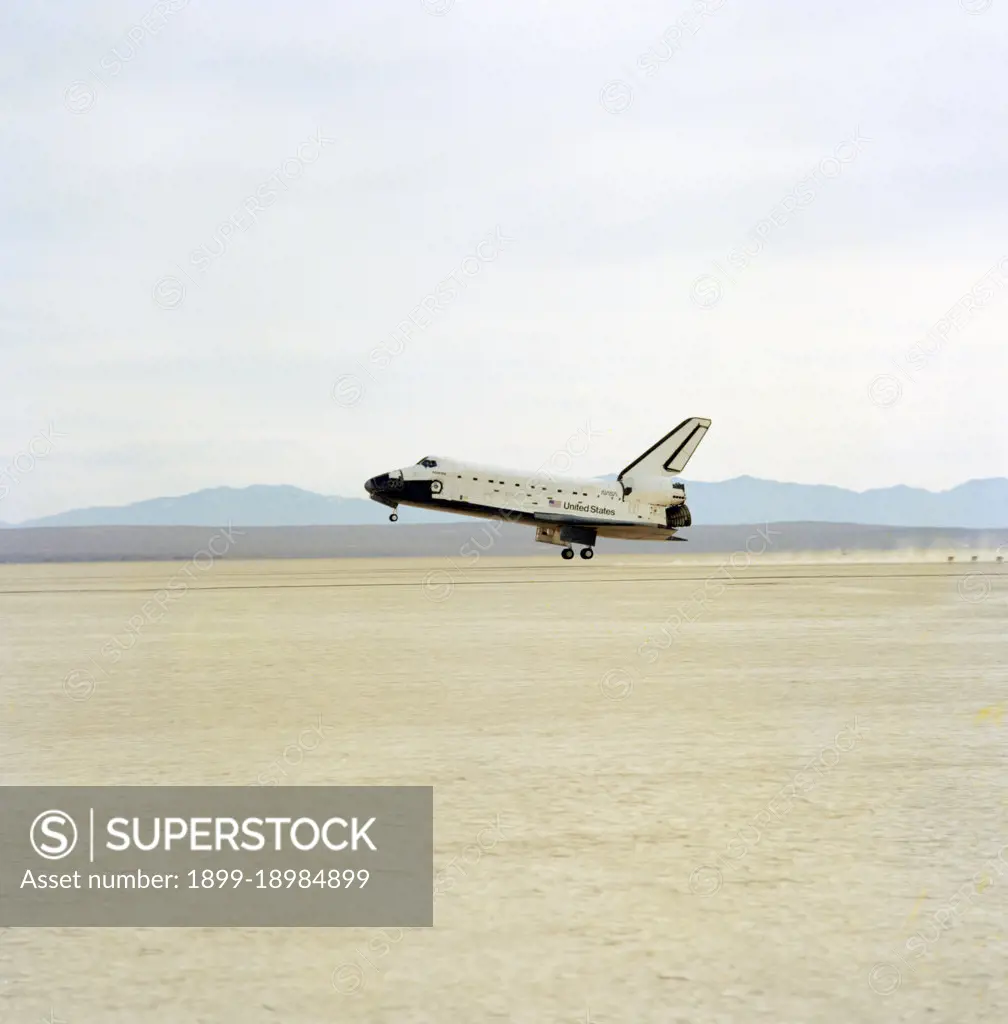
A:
[364,417,711,559]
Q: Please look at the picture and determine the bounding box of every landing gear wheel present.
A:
[561,547,575,560]
[580,547,594,560]
[389,512,398,522]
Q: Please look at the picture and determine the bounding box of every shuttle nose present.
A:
[365,473,387,494]
[365,472,398,495]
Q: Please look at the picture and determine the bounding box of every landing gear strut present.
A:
[389,512,398,522]
[561,547,575,560]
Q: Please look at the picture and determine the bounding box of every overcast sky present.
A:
[1,0,1006,522]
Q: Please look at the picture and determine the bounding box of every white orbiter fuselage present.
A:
[364,417,711,559]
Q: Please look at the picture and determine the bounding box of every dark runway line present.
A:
[0,571,982,597]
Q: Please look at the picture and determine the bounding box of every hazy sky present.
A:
[2,0,1007,522]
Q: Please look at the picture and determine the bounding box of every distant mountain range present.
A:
[2,477,1006,529]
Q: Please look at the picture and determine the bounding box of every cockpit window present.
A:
[416,457,438,468]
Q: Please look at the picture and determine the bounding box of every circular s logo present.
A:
[868,374,902,408]
[332,962,366,994]
[867,961,901,996]
[421,568,454,602]
[331,374,364,408]
[30,809,79,860]
[690,274,723,309]
[430,479,443,494]
[599,80,633,115]
[958,572,992,603]
[687,865,723,897]
[599,667,634,701]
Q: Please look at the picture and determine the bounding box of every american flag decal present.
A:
[548,498,561,508]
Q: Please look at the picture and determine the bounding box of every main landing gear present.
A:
[561,546,594,560]
[389,512,398,522]
[537,525,596,561]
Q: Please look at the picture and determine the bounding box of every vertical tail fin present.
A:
[618,417,711,481]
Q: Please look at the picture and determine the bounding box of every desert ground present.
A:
[1,553,1007,1023]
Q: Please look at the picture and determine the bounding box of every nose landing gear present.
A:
[389,512,398,522]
